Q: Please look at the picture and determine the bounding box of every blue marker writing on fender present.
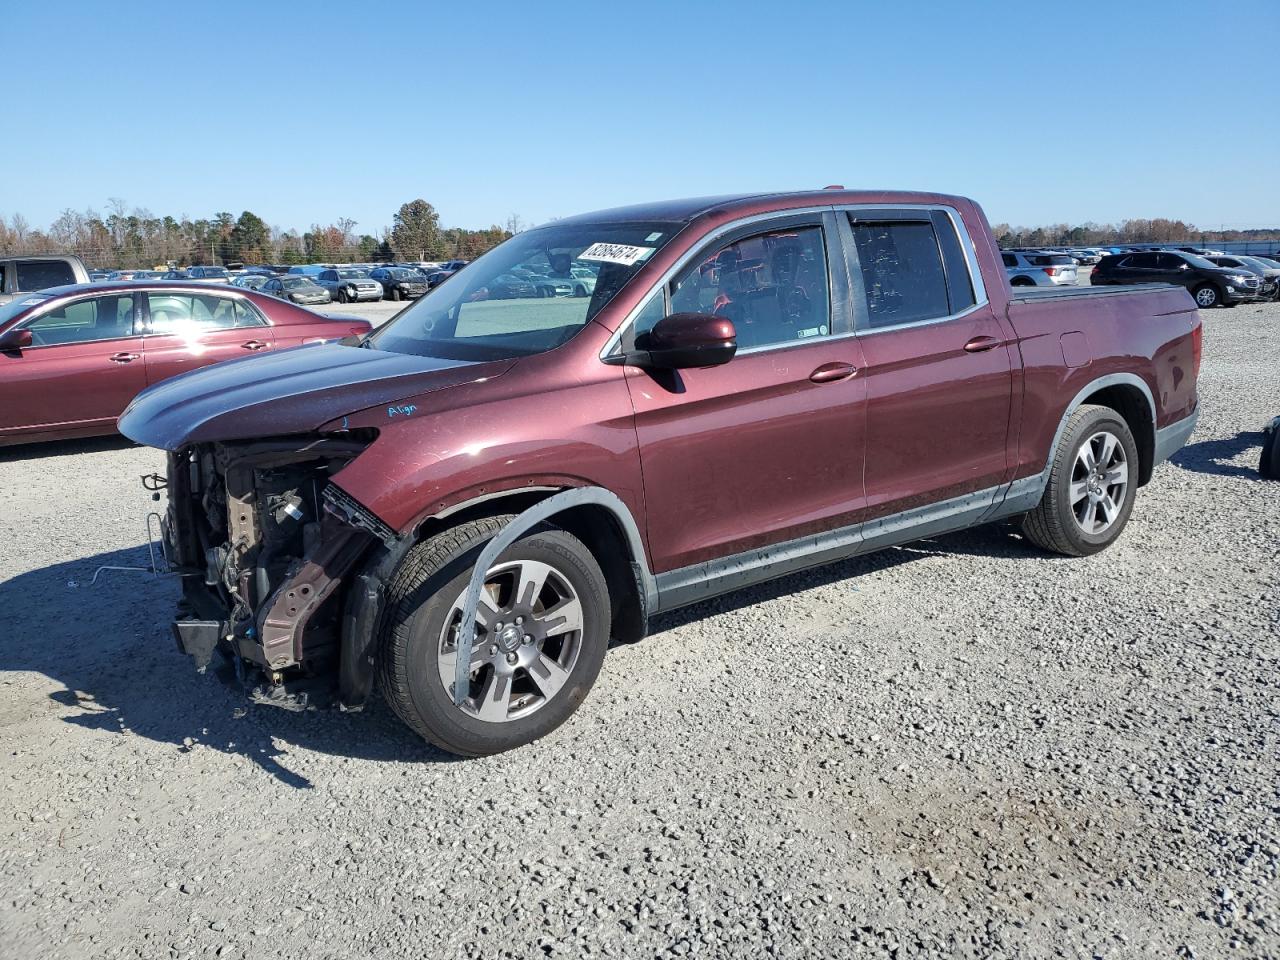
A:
[388,404,418,418]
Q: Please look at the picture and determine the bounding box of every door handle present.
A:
[109,352,140,363]
[808,361,857,383]
[963,336,1003,353]
[240,340,269,351]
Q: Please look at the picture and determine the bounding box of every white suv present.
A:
[1002,250,1079,287]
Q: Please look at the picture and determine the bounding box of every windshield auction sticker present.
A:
[579,243,654,266]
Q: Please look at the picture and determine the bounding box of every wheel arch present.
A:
[417,485,655,642]
[338,485,654,709]
[1054,374,1157,485]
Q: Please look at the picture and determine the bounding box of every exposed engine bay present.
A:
[162,435,389,703]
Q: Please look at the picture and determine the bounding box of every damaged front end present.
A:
[162,433,395,709]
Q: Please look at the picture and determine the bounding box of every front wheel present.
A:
[1192,284,1221,308]
[379,516,610,757]
[1021,404,1139,556]
[389,288,402,302]
[336,289,349,303]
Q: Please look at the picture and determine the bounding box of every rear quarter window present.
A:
[15,260,76,291]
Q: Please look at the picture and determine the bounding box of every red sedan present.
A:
[0,281,372,446]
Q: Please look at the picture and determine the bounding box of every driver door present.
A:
[623,213,869,574]
[0,292,147,439]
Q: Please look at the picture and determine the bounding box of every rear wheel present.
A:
[379,516,610,757]
[1011,276,1036,287]
[1192,283,1221,308]
[1021,404,1139,556]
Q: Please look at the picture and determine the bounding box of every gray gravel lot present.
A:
[1,292,1278,959]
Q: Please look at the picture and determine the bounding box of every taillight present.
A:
[1043,266,1060,277]
[1191,320,1203,380]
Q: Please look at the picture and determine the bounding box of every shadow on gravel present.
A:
[650,521,1041,634]
[0,434,137,462]
[0,545,453,788]
[1170,431,1263,479]
[5,522,1042,784]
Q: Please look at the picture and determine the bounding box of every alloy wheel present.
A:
[1195,286,1218,308]
[1070,430,1128,535]
[435,559,584,722]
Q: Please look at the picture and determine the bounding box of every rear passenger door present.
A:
[140,291,274,386]
[1119,252,1159,282]
[624,213,869,573]
[842,208,1015,520]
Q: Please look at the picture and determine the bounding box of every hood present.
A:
[118,342,516,450]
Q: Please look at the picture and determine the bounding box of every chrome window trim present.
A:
[844,204,989,336]
[599,202,989,360]
[849,300,987,337]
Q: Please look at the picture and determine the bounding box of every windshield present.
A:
[369,220,681,360]
[338,269,368,279]
[282,277,314,289]
[1239,257,1273,272]
[1182,253,1218,270]
[0,294,50,326]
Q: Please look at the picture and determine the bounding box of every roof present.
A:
[20,280,257,298]
[546,189,968,228]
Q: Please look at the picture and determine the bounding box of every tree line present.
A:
[0,199,520,268]
[991,218,1280,250]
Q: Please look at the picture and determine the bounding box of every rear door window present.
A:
[847,217,950,329]
[1002,253,1018,267]
[15,260,77,291]
[146,293,240,333]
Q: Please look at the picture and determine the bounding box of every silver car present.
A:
[1002,251,1078,287]
[315,268,384,303]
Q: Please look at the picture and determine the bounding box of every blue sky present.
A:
[7,0,1277,235]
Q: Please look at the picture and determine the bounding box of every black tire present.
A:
[336,289,349,303]
[1020,404,1139,557]
[1011,276,1036,287]
[379,516,610,757]
[1192,283,1221,309]
[574,285,587,298]
[390,288,402,302]
[1260,429,1280,480]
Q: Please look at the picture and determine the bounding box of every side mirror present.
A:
[628,313,737,369]
[0,328,33,351]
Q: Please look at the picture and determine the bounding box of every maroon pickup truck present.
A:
[119,190,1201,756]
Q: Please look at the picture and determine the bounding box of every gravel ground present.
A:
[1,296,1277,960]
